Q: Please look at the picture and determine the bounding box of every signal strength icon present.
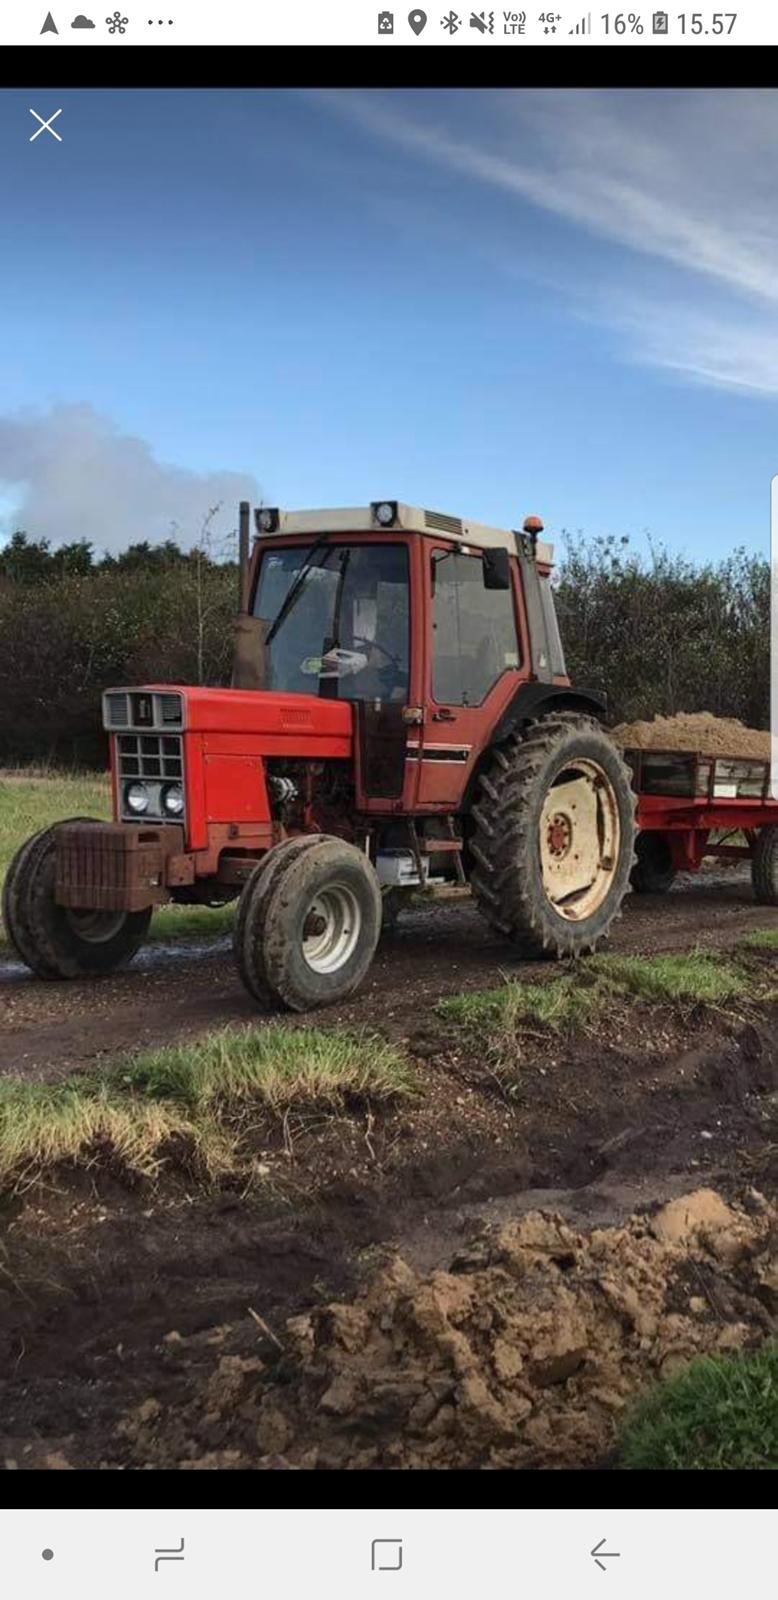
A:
[569,10,591,28]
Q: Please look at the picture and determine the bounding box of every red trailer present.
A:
[626,745,777,902]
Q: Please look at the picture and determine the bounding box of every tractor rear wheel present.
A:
[470,714,637,958]
[752,825,778,906]
[2,821,152,978]
[235,835,383,1011]
[630,831,677,894]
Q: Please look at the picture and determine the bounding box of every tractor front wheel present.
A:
[2,821,152,978]
[235,835,383,1011]
[470,714,637,958]
[752,825,778,906]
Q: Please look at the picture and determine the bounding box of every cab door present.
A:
[414,543,527,808]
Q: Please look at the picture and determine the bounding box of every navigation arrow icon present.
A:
[41,11,59,30]
[591,1539,621,1572]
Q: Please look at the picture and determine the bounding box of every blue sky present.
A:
[0,86,776,561]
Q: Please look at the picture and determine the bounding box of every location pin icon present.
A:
[408,8,427,32]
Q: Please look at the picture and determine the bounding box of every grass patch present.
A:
[148,903,236,944]
[0,768,110,885]
[438,974,602,1034]
[123,1024,418,1114]
[738,928,778,953]
[618,1344,778,1469]
[436,950,763,1091]
[438,949,747,1041]
[0,1077,203,1185]
[590,950,745,1005]
[0,1026,415,1191]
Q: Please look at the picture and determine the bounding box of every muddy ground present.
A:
[0,868,774,1081]
[0,872,775,1469]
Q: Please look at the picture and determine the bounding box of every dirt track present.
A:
[0,870,774,1081]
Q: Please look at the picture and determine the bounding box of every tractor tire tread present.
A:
[470,716,637,959]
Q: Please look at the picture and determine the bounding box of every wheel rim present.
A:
[301,884,362,974]
[65,908,126,944]
[538,758,621,922]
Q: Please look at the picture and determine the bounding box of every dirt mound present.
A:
[114,1189,778,1470]
[611,712,770,762]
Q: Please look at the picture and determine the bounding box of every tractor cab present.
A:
[237,500,569,812]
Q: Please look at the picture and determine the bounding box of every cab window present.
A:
[431,550,520,706]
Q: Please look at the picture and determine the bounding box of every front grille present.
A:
[102,689,184,732]
[118,733,183,782]
[424,509,463,536]
[116,732,185,823]
[105,692,129,727]
[160,693,183,726]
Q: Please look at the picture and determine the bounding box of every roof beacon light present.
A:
[523,515,544,536]
[372,500,398,528]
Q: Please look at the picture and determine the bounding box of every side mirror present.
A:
[482,547,511,590]
[232,613,269,690]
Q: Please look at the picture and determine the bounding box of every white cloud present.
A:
[0,405,261,553]
[320,89,778,396]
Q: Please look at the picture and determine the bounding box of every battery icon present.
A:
[652,9,668,29]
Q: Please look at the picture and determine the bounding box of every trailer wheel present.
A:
[630,832,677,895]
[2,821,151,979]
[236,835,382,1011]
[470,714,637,958]
[752,825,778,906]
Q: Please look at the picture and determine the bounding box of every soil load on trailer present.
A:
[611,712,770,762]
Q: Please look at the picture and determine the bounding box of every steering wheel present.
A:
[352,635,402,668]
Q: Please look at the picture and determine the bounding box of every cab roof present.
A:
[258,503,555,567]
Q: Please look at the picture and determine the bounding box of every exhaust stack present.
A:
[238,499,251,613]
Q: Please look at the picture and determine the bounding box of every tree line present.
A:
[0,529,769,768]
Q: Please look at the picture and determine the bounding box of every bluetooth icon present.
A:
[441,9,460,28]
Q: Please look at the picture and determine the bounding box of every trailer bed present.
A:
[623,745,777,893]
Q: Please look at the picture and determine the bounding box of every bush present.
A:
[555,534,769,730]
[0,551,238,765]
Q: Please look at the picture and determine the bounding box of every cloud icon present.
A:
[71,12,95,23]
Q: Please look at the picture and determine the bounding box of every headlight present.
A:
[126,782,150,815]
[372,499,397,528]
[162,783,185,817]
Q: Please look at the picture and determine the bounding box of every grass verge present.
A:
[122,1024,418,1114]
[739,928,778,953]
[438,949,750,1035]
[0,770,110,883]
[436,948,772,1088]
[0,1026,416,1190]
[618,1344,778,1468]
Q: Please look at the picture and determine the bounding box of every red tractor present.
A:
[3,500,639,1011]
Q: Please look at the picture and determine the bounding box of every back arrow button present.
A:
[591,1539,620,1571]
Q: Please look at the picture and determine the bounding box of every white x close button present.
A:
[29,108,63,142]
